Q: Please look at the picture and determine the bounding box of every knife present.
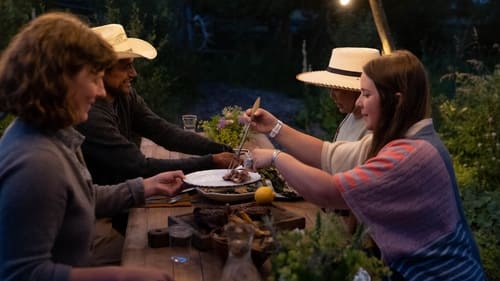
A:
[234,97,261,162]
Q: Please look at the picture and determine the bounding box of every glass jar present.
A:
[220,223,261,281]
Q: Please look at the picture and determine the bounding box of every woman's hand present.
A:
[244,108,279,134]
[143,170,185,198]
[249,148,274,170]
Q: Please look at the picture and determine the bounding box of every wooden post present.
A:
[368,0,395,54]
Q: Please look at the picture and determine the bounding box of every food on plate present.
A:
[258,167,301,200]
[254,186,275,205]
[223,168,251,183]
[199,186,256,194]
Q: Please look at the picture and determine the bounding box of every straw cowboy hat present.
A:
[92,24,157,60]
[296,47,380,91]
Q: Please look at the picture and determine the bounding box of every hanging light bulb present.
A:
[339,0,351,6]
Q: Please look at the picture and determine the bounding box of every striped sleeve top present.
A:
[335,130,485,280]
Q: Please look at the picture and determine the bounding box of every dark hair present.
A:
[364,50,432,158]
[0,12,116,131]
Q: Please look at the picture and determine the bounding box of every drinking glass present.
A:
[182,114,198,132]
[169,224,193,264]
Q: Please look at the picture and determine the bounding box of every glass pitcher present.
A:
[220,223,261,281]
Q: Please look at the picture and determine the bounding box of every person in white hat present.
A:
[76,24,235,265]
[244,48,380,177]
[238,48,380,235]
[0,12,181,281]
[297,47,380,142]
[296,48,380,232]
[78,24,235,184]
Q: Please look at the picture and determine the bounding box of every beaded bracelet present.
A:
[268,120,283,138]
[271,149,282,166]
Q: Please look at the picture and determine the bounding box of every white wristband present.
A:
[268,120,283,138]
[271,149,282,166]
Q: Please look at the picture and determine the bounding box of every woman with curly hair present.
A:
[0,12,183,281]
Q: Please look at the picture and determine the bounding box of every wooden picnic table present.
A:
[121,200,320,281]
[121,138,321,280]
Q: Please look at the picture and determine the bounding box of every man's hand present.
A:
[212,152,240,169]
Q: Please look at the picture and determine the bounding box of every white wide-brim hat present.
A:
[92,24,157,60]
[296,47,380,91]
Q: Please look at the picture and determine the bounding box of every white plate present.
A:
[184,169,261,187]
[196,186,256,203]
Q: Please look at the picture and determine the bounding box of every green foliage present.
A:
[0,0,35,50]
[268,212,391,281]
[0,114,14,137]
[461,187,500,281]
[327,8,379,48]
[437,62,500,280]
[438,64,500,191]
[294,85,344,140]
[100,0,200,122]
[201,106,248,148]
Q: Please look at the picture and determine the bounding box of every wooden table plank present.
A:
[275,201,321,229]
[122,200,320,281]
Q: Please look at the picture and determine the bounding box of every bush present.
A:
[437,63,500,280]
[100,0,201,122]
[0,0,33,50]
[461,187,500,281]
[438,64,499,190]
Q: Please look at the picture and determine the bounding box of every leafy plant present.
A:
[0,0,35,51]
[268,212,391,281]
[461,187,500,281]
[438,65,499,190]
[437,62,500,280]
[201,105,249,148]
[100,0,201,122]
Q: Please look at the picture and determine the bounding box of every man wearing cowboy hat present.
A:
[76,24,235,264]
[297,47,380,142]
[78,24,235,185]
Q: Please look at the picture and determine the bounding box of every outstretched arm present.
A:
[251,148,348,209]
[245,108,324,168]
[77,99,220,184]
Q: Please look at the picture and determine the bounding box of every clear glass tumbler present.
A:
[169,224,193,264]
[182,114,197,132]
